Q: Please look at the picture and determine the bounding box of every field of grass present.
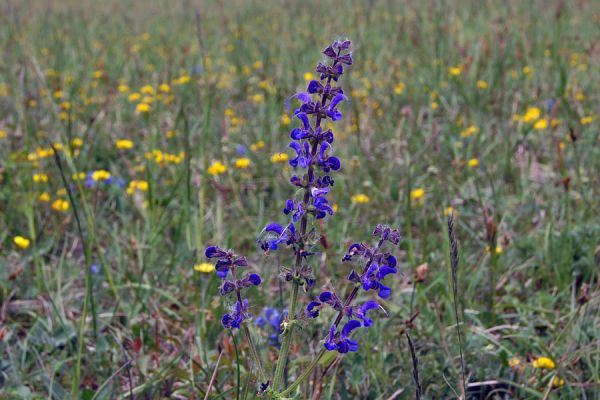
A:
[1,0,599,398]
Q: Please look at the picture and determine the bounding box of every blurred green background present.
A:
[0,0,599,398]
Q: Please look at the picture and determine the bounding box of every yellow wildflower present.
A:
[53,90,64,99]
[126,180,149,194]
[394,82,405,95]
[159,83,170,93]
[118,84,130,93]
[444,206,455,216]
[174,75,191,85]
[252,93,264,103]
[135,103,151,114]
[580,116,593,125]
[116,139,134,150]
[140,85,155,95]
[552,377,565,387]
[51,199,70,212]
[460,125,479,138]
[270,152,289,163]
[508,357,523,371]
[534,119,548,130]
[280,114,291,126]
[468,158,479,168]
[72,172,86,181]
[208,161,227,176]
[14,236,31,249]
[0,130,6,139]
[449,66,462,76]
[532,357,556,370]
[522,66,532,75]
[485,245,503,255]
[92,170,111,181]
[224,108,235,117]
[476,80,488,89]
[136,180,149,191]
[128,93,141,102]
[410,188,425,202]
[194,262,215,273]
[351,194,370,204]
[71,138,84,147]
[522,107,541,123]
[250,140,265,152]
[303,72,314,81]
[33,173,49,183]
[38,192,51,202]
[430,101,438,110]
[234,158,251,169]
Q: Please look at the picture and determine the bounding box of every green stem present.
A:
[273,280,299,390]
[277,349,326,397]
[242,324,268,385]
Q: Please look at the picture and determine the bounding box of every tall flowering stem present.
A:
[261,40,352,391]
[280,225,400,396]
[204,246,267,384]
[205,40,401,397]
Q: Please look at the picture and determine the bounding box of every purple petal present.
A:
[247,273,262,286]
[378,283,392,299]
[341,320,361,338]
[205,246,226,258]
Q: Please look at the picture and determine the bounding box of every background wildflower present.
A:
[14,236,30,249]
[208,161,227,176]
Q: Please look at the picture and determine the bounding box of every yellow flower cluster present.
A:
[33,173,49,183]
[126,180,149,195]
[51,198,70,211]
[485,245,503,255]
[250,140,265,152]
[144,150,184,165]
[513,106,560,130]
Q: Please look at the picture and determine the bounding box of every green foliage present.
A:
[0,0,598,398]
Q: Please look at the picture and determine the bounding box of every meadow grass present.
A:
[0,0,599,398]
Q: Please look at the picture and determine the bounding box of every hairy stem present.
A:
[236,290,267,384]
[242,324,268,385]
[281,237,385,395]
[273,280,300,389]
[277,349,326,397]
